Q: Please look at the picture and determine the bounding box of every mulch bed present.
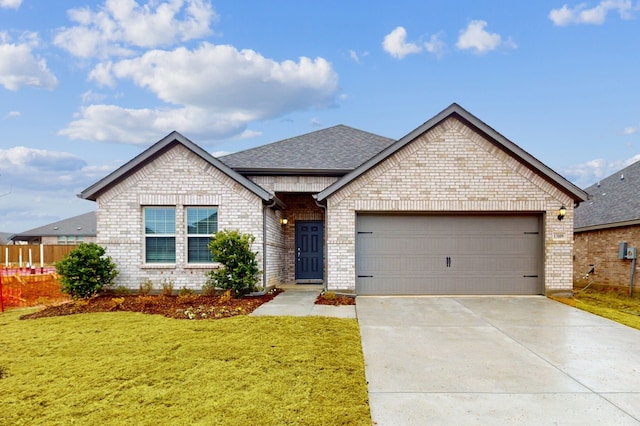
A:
[20,290,282,321]
[315,293,356,306]
[19,288,356,320]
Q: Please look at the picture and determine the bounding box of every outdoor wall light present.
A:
[280,218,288,225]
[557,205,567,221]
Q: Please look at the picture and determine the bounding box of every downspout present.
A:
[313,196,328,291]
[255,198,278,296]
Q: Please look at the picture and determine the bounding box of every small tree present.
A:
[206,229,260,297]
[55,243,118,299]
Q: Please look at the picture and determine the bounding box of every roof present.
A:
[218,125,395,175]
[11,211,97,241]
[79,131,278,205]
[0,232,14,244]
[574,160,640,231]
[317,103,589,203]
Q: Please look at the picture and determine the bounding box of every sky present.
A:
[0,0,639,233]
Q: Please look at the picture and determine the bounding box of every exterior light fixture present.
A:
[557,205,566,221]
[280,218,288,225]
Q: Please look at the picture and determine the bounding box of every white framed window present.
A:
[144,207,176,263]
[186,207,218,263]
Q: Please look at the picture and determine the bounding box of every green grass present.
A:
[0,310,371,425]
[572,288,640,331]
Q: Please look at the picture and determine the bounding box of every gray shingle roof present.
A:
[218,125,395,173]
[575,160,640,230]
[12,211,97,240]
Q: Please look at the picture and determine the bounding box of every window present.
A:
[57,236,84,245]
[144,207,176,263]
[186,207,218,263]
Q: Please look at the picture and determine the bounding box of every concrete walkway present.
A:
[357,296,640,425]
[249,285,356,318]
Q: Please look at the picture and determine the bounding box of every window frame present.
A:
[143,207,177,264]
[185,206,218,264]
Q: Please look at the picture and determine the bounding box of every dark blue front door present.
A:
[295,221,323,280]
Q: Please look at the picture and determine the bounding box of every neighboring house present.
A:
[11,211,97,245]
[574,160,640,291]
[0,232,14,244]
[80,103,587,296]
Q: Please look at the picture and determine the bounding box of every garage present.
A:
[356,214,542,295]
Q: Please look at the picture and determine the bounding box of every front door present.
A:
[295,221,323,281]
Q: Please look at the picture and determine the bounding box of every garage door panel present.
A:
[356,214,541,295]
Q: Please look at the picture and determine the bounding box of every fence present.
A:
[0,244,78,267]
[0,267,69,312]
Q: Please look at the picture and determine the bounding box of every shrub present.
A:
[206,229,260,297]
[161,279,174,296]
[202,281,217,296]
[55,243,118,299]
[179,287,194,297]
[113,285,130,296]
[139,279,153,296]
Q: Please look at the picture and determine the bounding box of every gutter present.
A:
[313,195,328,292]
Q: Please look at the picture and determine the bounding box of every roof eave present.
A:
[575,218,640,233]
[236,167,351,177]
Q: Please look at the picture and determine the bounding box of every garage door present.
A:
[356,214,542,295]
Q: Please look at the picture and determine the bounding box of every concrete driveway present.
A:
[357,296,640,425]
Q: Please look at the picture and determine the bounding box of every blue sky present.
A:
[0,0,639,233]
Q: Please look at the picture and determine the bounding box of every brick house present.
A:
[80,103,587,296]
[574,161,640,292]
[10,211,97,245]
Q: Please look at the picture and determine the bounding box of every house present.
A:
[11,211,97,245]
[0,232,14,244]
[574,160,640,292]
[79,103,587,296]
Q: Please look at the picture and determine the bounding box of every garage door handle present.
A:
[523,275,538,278]
[446,256,451,268]
[358,275,373,278]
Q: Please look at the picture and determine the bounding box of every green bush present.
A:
[206,229,260,297]
[54,243,118,299]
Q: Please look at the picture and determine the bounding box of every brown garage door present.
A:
[356,214,542,295]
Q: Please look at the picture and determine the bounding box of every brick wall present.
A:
[574,225,640,291]
[325,117,575,295]
[96,144,267,291]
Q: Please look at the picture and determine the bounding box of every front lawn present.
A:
[554,288,640,331]
[0,309,371,425]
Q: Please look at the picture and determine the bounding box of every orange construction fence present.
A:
[0,268,69,312]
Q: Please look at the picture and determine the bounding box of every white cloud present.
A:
[0,0,21,9]
[382,27,422,59]
[549,0,637,26]
[456,20,516,54]
[562,154,640,188]
[65,43,338,143]
[349,49,369,63]
[623,125,640,135]
[4,111,20,119]
[0,146,89,190]
[424,32,446,58]
[54,0,217,59]
[0,33,58,91]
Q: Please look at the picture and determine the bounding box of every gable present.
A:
[80,131,276,205]
[325,117,572,209]
[317,103,587,204]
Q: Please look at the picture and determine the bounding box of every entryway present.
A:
[295,221,323,282]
